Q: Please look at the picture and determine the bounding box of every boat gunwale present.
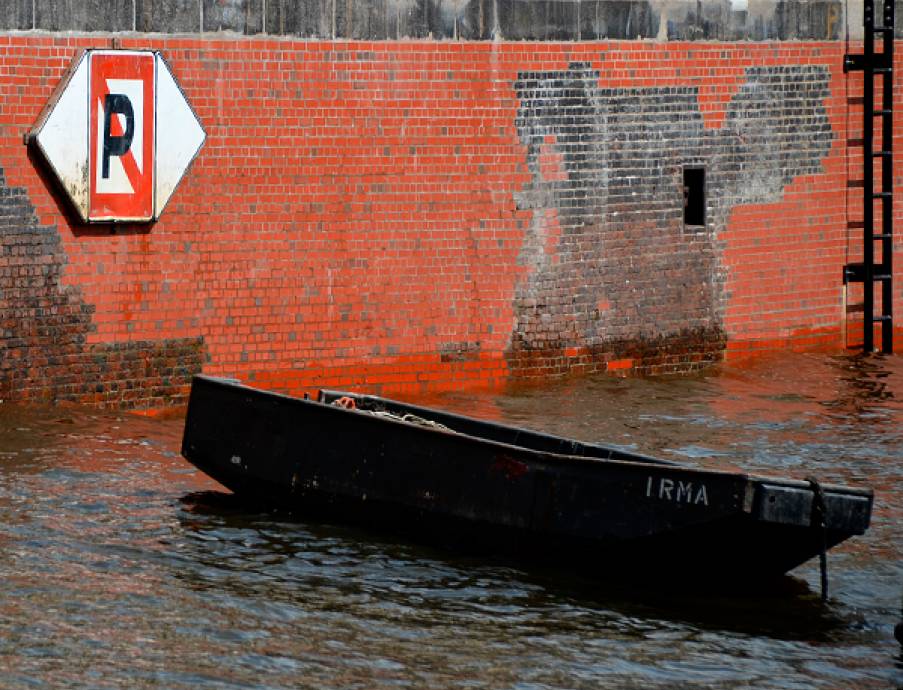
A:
[189,376,873,500]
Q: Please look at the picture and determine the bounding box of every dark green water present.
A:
[0,352,901,688]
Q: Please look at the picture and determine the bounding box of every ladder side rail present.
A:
[880,0,894,352]
[863,0,876,352]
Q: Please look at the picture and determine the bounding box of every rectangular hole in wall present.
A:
[683,167,706,227]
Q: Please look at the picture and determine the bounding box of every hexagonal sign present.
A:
[29,49,206,223]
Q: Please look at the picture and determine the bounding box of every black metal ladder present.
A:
[844,0,895,353]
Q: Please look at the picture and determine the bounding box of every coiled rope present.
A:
[331,397,451,431]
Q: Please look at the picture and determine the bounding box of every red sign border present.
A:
[87,51,155,222]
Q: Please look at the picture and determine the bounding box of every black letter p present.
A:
[102,94,135,179]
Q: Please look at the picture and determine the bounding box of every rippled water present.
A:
[0,352,901,689]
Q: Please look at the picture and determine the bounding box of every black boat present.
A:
[180,375,873,583]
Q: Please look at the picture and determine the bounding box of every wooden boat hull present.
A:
[181,376,873,582]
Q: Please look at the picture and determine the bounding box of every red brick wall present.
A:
[1,35,900,408]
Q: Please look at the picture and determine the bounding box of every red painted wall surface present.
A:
[0,35,900,408]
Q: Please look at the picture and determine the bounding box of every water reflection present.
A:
[178,490,850,642]
[825,353,896,413]
[0,352,901,689]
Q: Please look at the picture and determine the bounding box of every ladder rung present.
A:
[872,192,893,198]
[872,26,893,32]
[873,109,893,116]
[875,67,893,74]
[870,315,893,322]
[844,263,892,283]
[874,233,893,239]
[844,54,866,72]
[872,150,892,157]
[843,54,892,71]
[848,275,893,284]
[845,262,866,282]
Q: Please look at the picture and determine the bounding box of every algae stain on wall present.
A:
[509,62,832,365]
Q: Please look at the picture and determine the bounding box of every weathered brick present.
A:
[0,38,899,408]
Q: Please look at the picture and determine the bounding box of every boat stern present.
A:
[752,480,873,537]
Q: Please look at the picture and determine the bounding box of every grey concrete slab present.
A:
[35,0,135,31]
[0,0,33,30]
[202,0,263,34]
[136,0,201,33]
[265,0,331,37]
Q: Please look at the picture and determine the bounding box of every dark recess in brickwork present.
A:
[0,0,865,39]
[508,62,833,373]
[683,167,705,227]
[0,166,205,408]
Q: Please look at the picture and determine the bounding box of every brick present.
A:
[1,37,901,409]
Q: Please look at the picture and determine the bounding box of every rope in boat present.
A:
[805,476,829,602]
[331,396,452,432]
[367,409,452,432]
